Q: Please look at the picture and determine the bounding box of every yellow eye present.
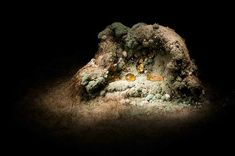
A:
[125,73,136,82]
[137,63,144,73]
[147,73,163,81]
[136,58,145,73]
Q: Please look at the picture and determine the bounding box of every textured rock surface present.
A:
[71,22,205,105]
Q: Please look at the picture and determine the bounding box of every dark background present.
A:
[6,1,235,154]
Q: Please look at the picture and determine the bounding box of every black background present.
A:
[6,1,235,154]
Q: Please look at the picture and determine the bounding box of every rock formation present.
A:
[71,22,205,105]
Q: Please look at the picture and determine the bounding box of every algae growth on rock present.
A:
[71,22,206,105]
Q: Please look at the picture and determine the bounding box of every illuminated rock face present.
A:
[71,22,205,104]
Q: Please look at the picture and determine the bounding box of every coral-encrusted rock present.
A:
[71,22,205,103]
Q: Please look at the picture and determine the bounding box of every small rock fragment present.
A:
[100,90,106,96]
[145,94,155,102]
[161,94,171,101]
[122,51,127,58]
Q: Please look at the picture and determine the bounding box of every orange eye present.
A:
[136,58,145,73]
[136,63,144,73]
[125,73,136,82]
[147,73,164,81]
